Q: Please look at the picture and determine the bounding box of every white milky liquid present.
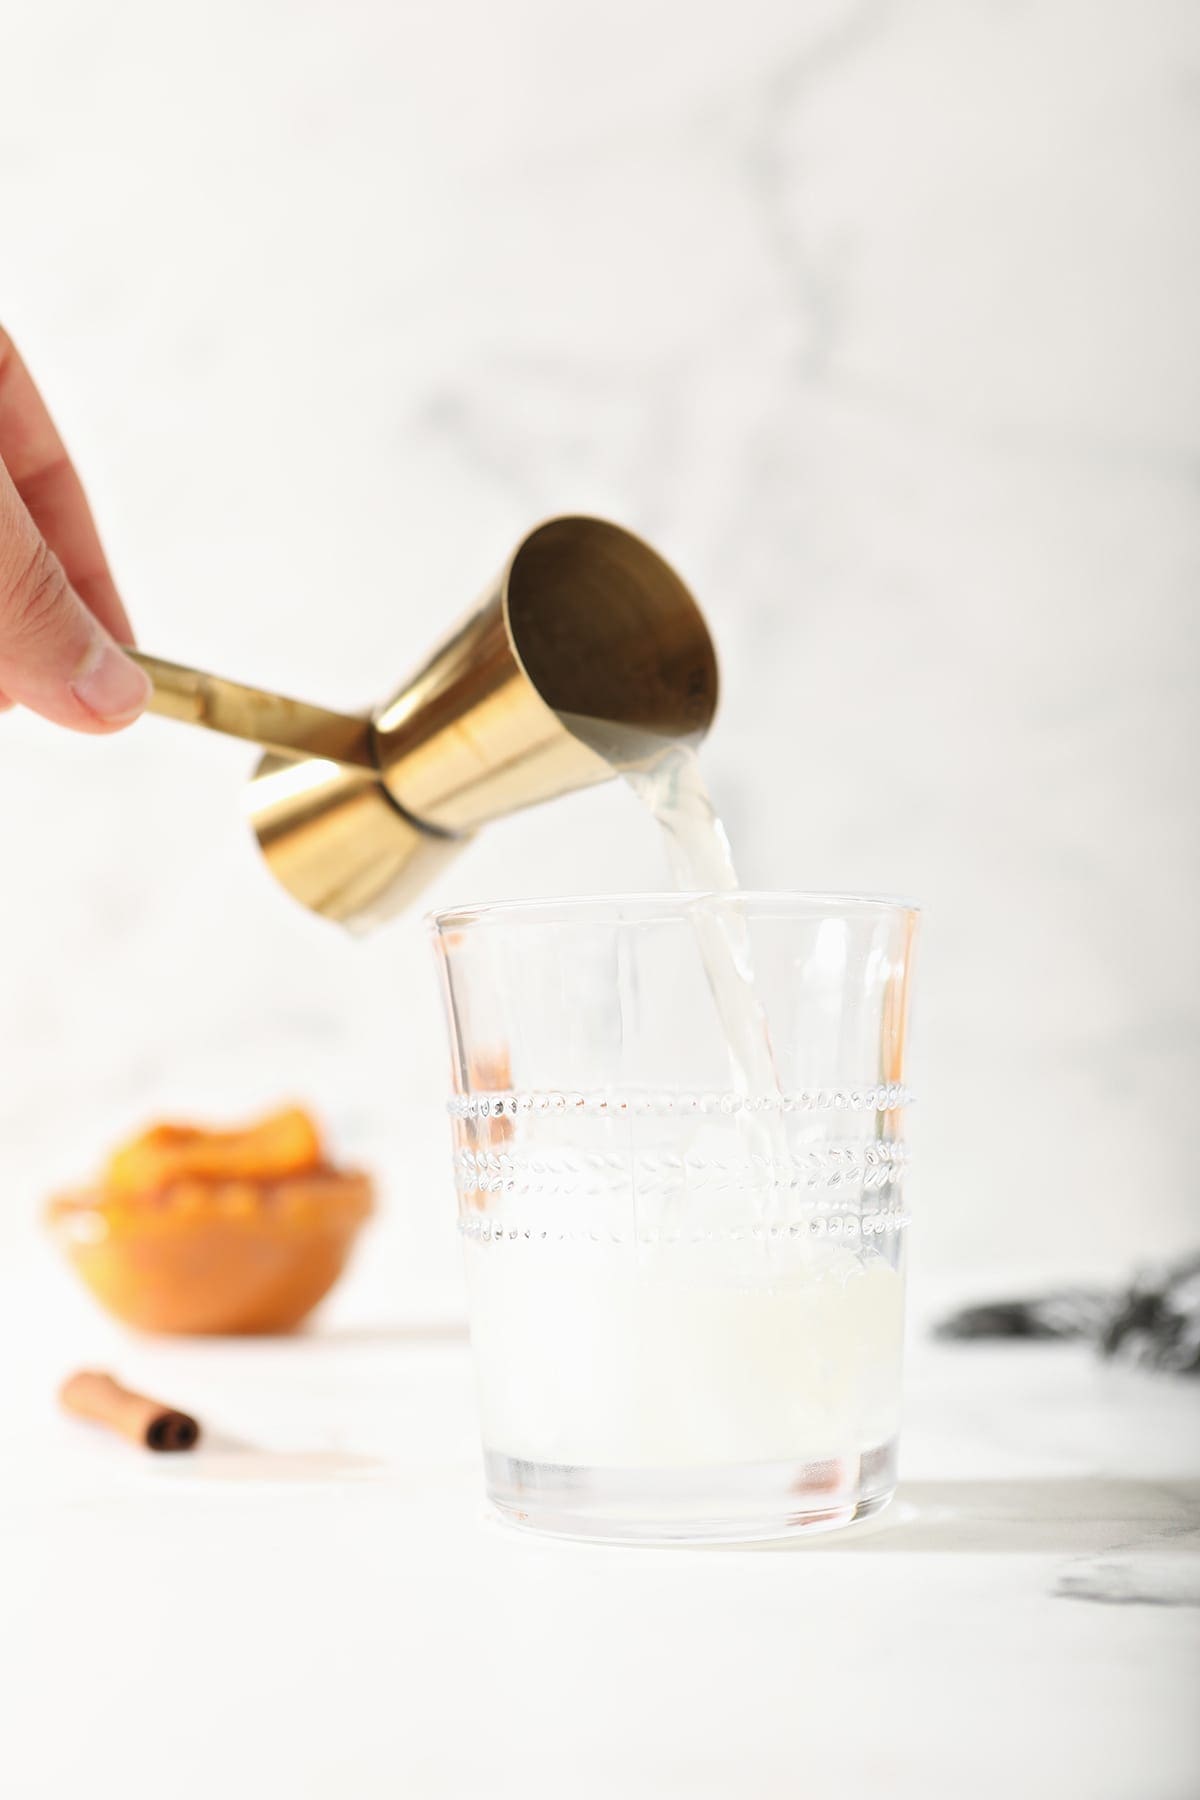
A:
[467,1235,903,1468]
[466,733,904,1474]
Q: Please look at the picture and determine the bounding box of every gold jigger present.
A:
[136,517,718,930]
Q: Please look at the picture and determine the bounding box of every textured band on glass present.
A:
[452,1142,909,1196]
[447,1084,913,1119]
[457,1210,910,1245]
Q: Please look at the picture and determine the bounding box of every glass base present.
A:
[483,1438,898,1544]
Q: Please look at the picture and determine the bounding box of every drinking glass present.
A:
[430,893,918,1543]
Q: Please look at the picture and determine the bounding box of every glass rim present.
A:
[429,889,920,933]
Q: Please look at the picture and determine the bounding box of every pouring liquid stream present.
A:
[566,722,791,1219]
[621,742,783,1110]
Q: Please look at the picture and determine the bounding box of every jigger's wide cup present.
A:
[430,892,919,1545]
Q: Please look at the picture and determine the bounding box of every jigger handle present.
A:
[127,650,377,772]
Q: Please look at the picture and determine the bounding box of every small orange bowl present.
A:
[46,1110,373,1335]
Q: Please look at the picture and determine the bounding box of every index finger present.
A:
[0,325,134,646]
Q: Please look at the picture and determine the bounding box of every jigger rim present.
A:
[493,513,719,740]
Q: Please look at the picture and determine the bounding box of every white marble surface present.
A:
[1,1246,1197,1799]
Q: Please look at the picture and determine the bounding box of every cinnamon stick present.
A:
[59,1371,201,1452]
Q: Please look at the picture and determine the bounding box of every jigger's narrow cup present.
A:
[430,892,919,1544]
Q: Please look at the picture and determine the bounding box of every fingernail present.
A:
[69,640,152,723]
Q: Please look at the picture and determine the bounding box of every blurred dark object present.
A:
[936,1253,1200,1375]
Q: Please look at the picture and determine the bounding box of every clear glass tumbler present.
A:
[430,892,918,1543]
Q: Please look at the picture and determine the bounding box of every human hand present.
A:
[0,326,150,730]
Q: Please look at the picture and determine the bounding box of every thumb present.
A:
[0,459,150,731]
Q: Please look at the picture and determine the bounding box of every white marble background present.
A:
[2,0,1197,1307]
